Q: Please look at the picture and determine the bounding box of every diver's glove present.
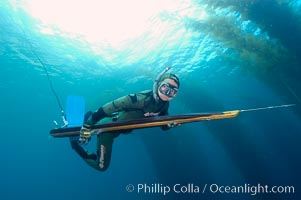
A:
[167,122,180,128]
[79,124,92,145]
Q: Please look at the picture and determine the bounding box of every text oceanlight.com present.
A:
[125,183,295,196]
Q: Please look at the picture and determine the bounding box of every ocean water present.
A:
[1,0,300,200]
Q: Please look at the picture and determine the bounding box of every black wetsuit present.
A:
[70,90,170,171]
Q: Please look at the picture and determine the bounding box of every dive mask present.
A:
[158,81,179,98]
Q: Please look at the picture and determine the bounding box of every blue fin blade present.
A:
[66,96,85,127]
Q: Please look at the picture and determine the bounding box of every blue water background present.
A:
[1,0,301,199]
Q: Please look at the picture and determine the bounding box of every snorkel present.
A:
[153,66,171,102]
